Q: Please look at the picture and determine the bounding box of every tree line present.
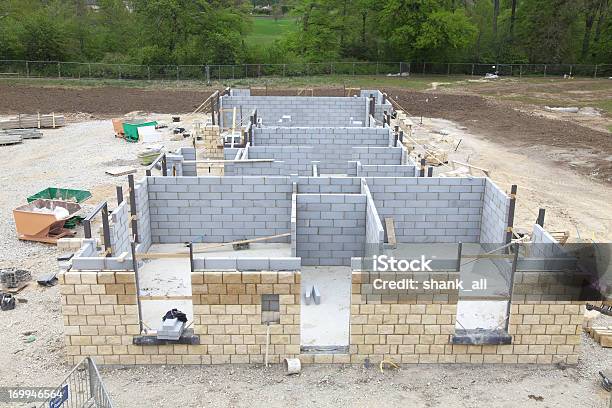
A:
[0,0,610,65]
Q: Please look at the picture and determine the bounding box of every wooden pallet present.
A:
[585,326,612,348]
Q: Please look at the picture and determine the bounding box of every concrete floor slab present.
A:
[300,266,351,350]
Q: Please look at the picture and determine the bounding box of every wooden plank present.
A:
[193,233,291,253]
[593,328,612,342]
[105,167,137,177]
[601,334,612,348]
[384,218,396,248]
[139,295,193,301]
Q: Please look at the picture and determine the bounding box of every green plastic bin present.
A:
[27,187,92,203]
[123,121,157,142]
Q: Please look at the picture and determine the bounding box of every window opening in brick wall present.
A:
[261,294,280,324]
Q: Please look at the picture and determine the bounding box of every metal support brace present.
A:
[116,186,123,205]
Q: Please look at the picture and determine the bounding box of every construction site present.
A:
[0,80,610,407]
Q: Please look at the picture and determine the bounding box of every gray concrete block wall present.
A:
[531,224,565,258]
[243,145,403,176]
[479,178,510,244]
[296,176,362,193]
[295,194,366,266]
[358,164,417,177]
[177,147,197,176]
[230,88,250,96]
[220,96,368,127]
[223,161,286,176]
[364,177,486,243]
[109,201,130,256]
[252,126,391,147]
[361,180,384,256]
[134,177,152,253]
[147,176,292,243]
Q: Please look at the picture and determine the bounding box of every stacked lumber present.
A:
[585,326,612,348]
[0,113,65,130]
[0,129,43,146]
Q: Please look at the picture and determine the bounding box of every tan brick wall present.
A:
[350,271,584,364]
[59,269,584,365]
[191,271,301,364]
[60,270,300,365]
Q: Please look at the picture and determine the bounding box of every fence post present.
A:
[376,61,379,75]
[283,64,286,77]
[447,63,450,75]
[147,66,151,81]
[25,61,29,78]
[88,63,92,78]
[233,65,235,80]
[352,62,355,76]
[422,61,426,74]
[519,64,523,78]
[407,62,411,76]
[594,64,598,78]
[543,64,547,77]
[330,62,333,75]
[471,63,474,76]
[176,65,179,81]
[206,65,211,84]
[57,62,61,78]
[569,65,573,76]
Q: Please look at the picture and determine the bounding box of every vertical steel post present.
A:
[101,203,111,257]
[456,242,463,271]
[116,186,123,205]
[536,208,546,227]
[161,154,167,176]
[505,185,518,248]
[419,158,426,177]
[128,174,139,243]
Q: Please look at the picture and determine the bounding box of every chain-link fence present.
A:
[0,60,610,81]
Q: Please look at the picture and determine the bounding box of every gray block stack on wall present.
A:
[295,194,367,266]
[479,178,510,244]
[147,176,292,243]
[364,177,486,243]
[177,147,197,176]
[220,96,368,127]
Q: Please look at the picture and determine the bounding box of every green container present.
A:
[27,187,92,203]
[122,121,157,142]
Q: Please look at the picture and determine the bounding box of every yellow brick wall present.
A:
[191,271,301,364]
[59,270,585,365]
[349,271,584,364]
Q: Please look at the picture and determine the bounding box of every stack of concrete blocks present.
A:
[220,96,368,127]
[147,176,292,244]
[229,88,251,96]
[108,201,130,257]
[133,177,152,253]
[252,127,391,147]
[295,194,366,266]
[361,180,385,257]
[364,177,486,243]
[70,239,133,271]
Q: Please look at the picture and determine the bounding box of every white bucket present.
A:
[283,358,301,375]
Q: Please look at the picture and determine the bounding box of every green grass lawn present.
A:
[245,16,297,46]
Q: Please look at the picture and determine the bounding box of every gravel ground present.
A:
[0,118,609,408]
